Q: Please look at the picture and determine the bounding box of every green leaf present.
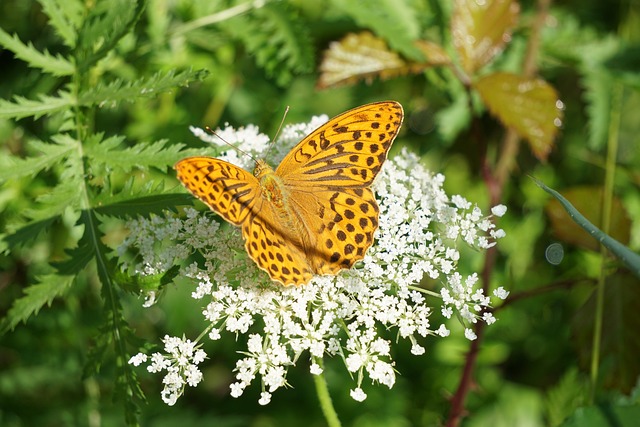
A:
[96,193,195,218]
[0,91,74,120]
[545,186,632,252]
[0,27,74,76]
[0,274,75,333]
[224,2,314,86]
[0,136,76,183]
[79,68,210,108]
[475,72,563,161]
[85,138,188,172]
[329,0,424,61]
[37,0,84,48]
[75,0,145,72]
[545,369,588,426]
[532,177,640,277]
[2,216,59,251]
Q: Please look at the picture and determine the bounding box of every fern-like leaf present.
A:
[0,273,75,333]
[225,2,314,86]
[0,90,73,120]
[0,27,74,76]
[79,68,210,108]
[37,0,84,48]
[0,135,76,183]
[2,216,58,251]
[329,0,424,61]
[76,0,145,72]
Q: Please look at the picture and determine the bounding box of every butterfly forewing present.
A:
[276,101,403,188]
[174,157,260,226]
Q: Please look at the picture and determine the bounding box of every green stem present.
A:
[590,82,621,401]
[313,359,341,427]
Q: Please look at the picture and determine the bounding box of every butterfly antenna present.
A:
[204,126,259,163]
[264,105,290,160]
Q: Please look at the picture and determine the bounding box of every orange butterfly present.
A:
[175,101,403,285]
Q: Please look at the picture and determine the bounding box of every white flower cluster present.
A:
[124,119,508,405]
[129,335,206,405]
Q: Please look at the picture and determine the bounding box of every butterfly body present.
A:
[175,101,404,286]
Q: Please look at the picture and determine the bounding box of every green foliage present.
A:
[1,0,639,425]
[0,0,208,424]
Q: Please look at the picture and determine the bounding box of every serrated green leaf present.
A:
[2,216,59,251]
[52,219,93,275]
[76,0,145,72]
[224,2,314,86]
[0,27,74,76]
[0,91,74,120]
[96,193,195,218]
[0,274,75,333]
[581,67,614,150]
[85,138,187,172]
[0,136,76,183]
[37,0,84,48]
[78,68,209,108]
[545,369,588,427]
[329,0,424,61]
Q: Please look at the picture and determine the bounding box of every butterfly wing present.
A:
[174,157,260,226]
[275,101,403,274]
[241,207,315,285]
[175,156,314,285]
[283,186,379,274]
[276,101,403,187]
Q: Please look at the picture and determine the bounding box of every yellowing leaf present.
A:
[317,32,450,89]
[414,40,452,67]
[475,72,563,160]
[452,0,519,74]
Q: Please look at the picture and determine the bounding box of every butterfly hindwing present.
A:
[174,157,260,226]
[242,206,314,285]
[284,186,379,274]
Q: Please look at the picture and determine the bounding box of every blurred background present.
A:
[1,0,639,426]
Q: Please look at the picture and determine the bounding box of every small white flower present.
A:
[464,328,477,341]
[350,388,367,402]
[128,353,147,366]
[310,362,323,375]
[491,204,507,217]
[493,287,510,299]
[258,392,272,405]
[435,324,450,337]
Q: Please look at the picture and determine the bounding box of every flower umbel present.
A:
[129,335,206,406]
[123,119,507,405]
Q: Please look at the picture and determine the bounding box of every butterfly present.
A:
[174,101,404,286]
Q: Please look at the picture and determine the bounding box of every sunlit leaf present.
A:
[317,32,450,89]
[475,72,563,160]
[452,0,519,74]
[545,186,631,252]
